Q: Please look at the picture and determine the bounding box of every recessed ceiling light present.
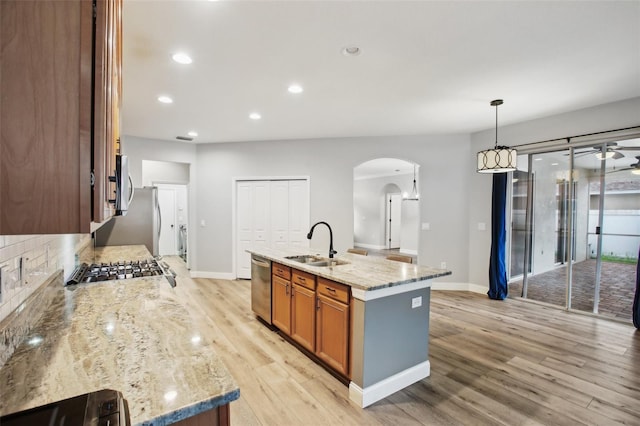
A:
[249,112,261,120]
[172,52,192,65]
[288,84,303,94]
[551,162,559,166]
[342,46,361,56]
[158,95,173,104]
[534,157,543,161]
[187,131,198,137]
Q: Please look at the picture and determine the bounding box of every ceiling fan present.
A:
[607,156,640,174]
[573,142,639,160]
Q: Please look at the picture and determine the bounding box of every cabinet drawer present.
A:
[272,262,291,280]
[317,277,350,304]
[292,269,316,290]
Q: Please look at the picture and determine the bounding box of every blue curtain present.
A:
[633,245,640,329]
[488,173,509,300]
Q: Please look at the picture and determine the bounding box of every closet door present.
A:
[270,181,290,249]
[236,181,270,279]
[236,179,309,278]
[289,180,310,248]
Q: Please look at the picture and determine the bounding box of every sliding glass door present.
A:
[509,138,640,323]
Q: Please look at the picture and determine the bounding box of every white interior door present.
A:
[236,179,309,278]
[386,193,402,249]
[236,181,271,279]
[288,180,309,248]
[158,187,177,255]
[236,182,253,279]
[270,181,290,249]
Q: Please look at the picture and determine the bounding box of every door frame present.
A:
[152,181,190,263]
[232,176,311,279]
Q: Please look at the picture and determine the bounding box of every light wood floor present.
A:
[167,257,640,426]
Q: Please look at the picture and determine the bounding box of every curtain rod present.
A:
[512,125,640,150]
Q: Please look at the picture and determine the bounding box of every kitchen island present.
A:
[247,247,451,408]
[0,245,239,425]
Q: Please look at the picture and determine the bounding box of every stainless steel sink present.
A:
[285,255,349,267]
[284,254,324,263]
[307,259,349,267]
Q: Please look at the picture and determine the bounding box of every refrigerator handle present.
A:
[156,201,162,240]
[128,176,135,205]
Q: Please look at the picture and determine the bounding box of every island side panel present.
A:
[351,287,430,396]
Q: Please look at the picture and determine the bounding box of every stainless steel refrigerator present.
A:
[95,187,160,255]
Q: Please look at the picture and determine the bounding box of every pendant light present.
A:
[403,164,419,201]
[477,99,517,173]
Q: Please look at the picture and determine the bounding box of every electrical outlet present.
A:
[440,262,447,269]
[412,296,422,309]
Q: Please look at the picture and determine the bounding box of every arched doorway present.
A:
[353,158,420,260]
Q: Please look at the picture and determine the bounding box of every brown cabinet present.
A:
[270,266,350,378]
[290,270,316,352]
[0,0,122,234]
[271,263,292,334]
[316,278,350,376]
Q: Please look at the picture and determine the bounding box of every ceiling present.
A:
[121,1,640,144]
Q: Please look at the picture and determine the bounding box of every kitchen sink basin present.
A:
[307,259,349,267]
[285,255,349,267]
[285,254,325,263]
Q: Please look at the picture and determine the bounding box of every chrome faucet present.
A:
[307,221,337,258]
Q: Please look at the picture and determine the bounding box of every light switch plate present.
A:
[412,296,422,309]
[421,222,430,231]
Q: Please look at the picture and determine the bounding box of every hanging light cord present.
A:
[494,103,498,148]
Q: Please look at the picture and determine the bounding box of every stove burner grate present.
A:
[66,258,176,287]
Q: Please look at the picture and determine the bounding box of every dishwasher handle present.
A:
[251,258,270,268]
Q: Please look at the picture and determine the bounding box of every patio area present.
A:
[509,259,637,322]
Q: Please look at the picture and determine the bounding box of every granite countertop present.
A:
[0,245,239,425]
[247,247,452,291]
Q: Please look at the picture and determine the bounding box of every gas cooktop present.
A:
[67,258,176,287]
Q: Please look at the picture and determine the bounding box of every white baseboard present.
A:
[189,271,236,280]
[431,281,487,294]
[399,249,418,255]
[349,361,430,408]
[353,243,386,250]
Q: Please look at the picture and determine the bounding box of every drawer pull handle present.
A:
[326,287,336,293]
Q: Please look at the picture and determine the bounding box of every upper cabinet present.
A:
[0,0,123,235]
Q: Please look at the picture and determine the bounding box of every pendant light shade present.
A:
[477,99,517,173]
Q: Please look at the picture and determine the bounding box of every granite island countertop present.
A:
[0,245,239,425]
[247,247,452,292]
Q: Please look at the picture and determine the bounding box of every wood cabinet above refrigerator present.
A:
[0,0,123,235]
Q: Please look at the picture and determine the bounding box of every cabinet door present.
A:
[291,284,315,352]
[272,275,291,334]
[316,294,350,376]
[0,0,92,234]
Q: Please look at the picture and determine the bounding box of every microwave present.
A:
[111,154,131,216]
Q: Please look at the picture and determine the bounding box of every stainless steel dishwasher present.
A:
[250,255,272,324]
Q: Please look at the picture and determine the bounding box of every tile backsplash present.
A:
[0,234,91,323]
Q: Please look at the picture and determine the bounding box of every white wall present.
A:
[194,135,470,279]
[142,160,190,186]
[468,97,640,289]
